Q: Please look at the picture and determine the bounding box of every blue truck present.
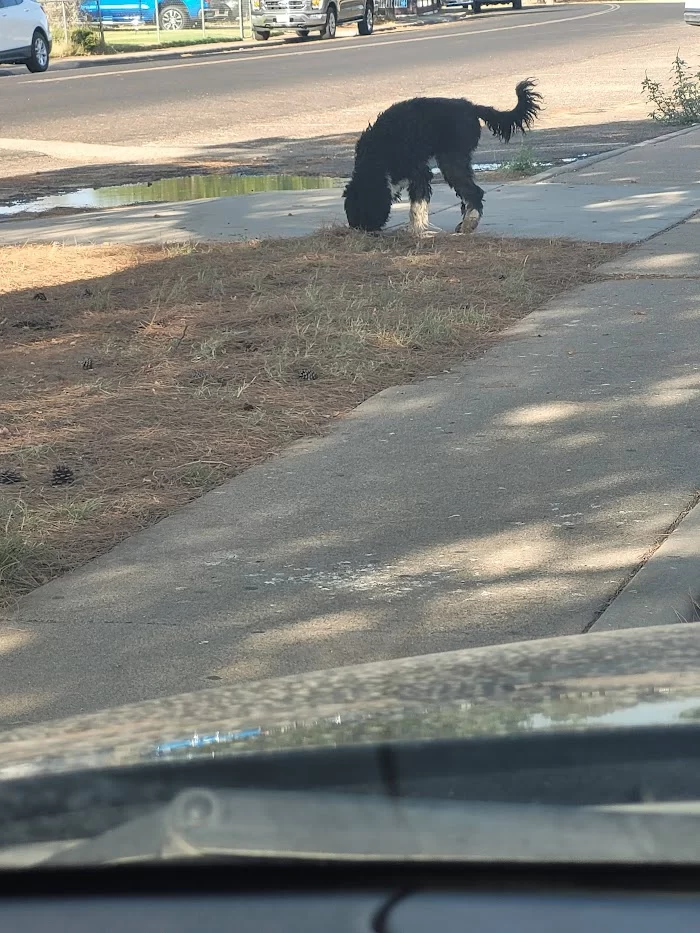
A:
[80,0,237,30]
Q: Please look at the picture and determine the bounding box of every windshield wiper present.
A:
[41,788,700,867]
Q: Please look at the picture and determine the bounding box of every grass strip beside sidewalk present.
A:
[0,229,621,605]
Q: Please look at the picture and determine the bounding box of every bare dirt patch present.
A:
[0,231,622,604]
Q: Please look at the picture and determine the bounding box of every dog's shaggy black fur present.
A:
[343,79,542,235]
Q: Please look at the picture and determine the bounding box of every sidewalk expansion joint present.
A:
[637,207,700,245]
[583,488,700,633]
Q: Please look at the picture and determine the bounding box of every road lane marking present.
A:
[10,3,619,86]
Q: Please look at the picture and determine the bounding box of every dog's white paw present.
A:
[409,220,443,238]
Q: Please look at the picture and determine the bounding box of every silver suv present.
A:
[251,0,374,40]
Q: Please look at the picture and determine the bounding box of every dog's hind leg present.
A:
[407,166,434,236]
[437,155,485,234]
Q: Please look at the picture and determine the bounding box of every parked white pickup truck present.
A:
[251,0,374,40]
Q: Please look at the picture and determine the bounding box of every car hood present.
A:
[2,623,700,779]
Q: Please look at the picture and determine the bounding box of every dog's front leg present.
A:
[407,169,434,237]
[409,198,430,236]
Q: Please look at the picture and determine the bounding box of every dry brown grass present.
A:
[0,230,621,604]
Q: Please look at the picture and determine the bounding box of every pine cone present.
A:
[298,368,319,381]
[51,464,75,486]
[0,468,23,485]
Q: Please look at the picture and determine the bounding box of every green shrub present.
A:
[503,145,540,176]
[642,53,700,125]
[69,25,103,54]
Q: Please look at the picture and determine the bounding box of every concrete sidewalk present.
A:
[2,127,700,729]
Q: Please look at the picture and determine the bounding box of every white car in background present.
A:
[685,0,700,23]
[0,0,52,72]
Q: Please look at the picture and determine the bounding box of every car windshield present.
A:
[1,0,700,870]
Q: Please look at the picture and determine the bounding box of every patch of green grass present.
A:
[44,499,104,523]
[196,266,226,298]
[13,443,55,471]
[83,287,114,313]
[499,259,537,303]
[0,535,39,596]
[194,329,235,360]
[51,25,245,57]
[176,464,225,489]
[151,276,189,308]
[0,520,55,599]
[108,26,241,53]
[163,242,201,258]
[0,496,102,600]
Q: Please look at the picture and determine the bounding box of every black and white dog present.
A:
[343,79,542,235]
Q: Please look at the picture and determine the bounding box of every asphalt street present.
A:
[0,2,691,187]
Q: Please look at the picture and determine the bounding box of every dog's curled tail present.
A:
[474,79,542,143]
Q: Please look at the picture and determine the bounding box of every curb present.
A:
[527,123,700,183]
[590,497,700,633]
[49,39,278,70]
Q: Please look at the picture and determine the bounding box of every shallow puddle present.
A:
[1,156,591,219]
[472,155,586,173]
[0,173,345,217]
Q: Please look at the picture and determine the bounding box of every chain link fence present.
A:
[44,0,254,52]
[43,0,82,49]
